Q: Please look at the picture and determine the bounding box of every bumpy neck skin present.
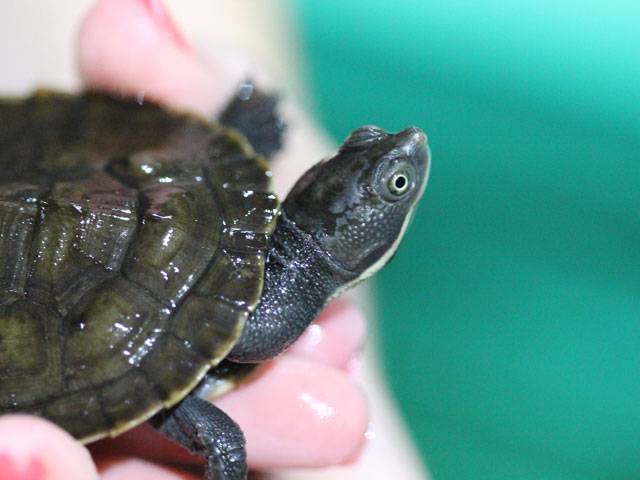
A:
[227,212,356,363]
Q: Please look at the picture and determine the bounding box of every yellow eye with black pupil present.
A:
[389,171,410,195]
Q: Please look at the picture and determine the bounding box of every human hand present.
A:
[0,0,368,478]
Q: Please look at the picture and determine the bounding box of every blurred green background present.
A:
[293,1,640,478]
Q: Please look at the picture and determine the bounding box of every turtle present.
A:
[0,84,430,480]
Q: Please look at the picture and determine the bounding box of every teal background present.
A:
[293,2,640,479]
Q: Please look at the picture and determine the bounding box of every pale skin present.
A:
[0,1,427,478]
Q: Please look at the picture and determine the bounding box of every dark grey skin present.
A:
[154,89,429,480]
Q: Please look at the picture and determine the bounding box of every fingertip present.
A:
[100,457,198,480]
[0,414,98,480]
[289,300,368,369]
[77,0,238,115]
[214,357,369,469]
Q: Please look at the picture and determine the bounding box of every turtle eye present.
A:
[381,163,414,200]
[389,171,410,195]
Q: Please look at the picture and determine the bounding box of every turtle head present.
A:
[230,126,429,363]
[283,125,430,276]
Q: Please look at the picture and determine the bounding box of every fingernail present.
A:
[141,0,190,50]
[0,453,48,480]
[289,300,369,368]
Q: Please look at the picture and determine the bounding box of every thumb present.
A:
[0,415,98,480]
[77,0,248,116]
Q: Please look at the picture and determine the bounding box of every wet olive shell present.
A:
[0,91,278,442]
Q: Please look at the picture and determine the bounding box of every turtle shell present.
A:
[0,91,278,442]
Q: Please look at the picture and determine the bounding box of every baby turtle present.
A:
[0,86,429,479]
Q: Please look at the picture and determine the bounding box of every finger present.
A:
[0,415,98,480]
[214,356,369,469]
[77,0,249,116]
[99,457,198,480]
[287,300,367,370]
[91,357,368,471]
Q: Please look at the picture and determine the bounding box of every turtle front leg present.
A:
[152,395,247,480]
